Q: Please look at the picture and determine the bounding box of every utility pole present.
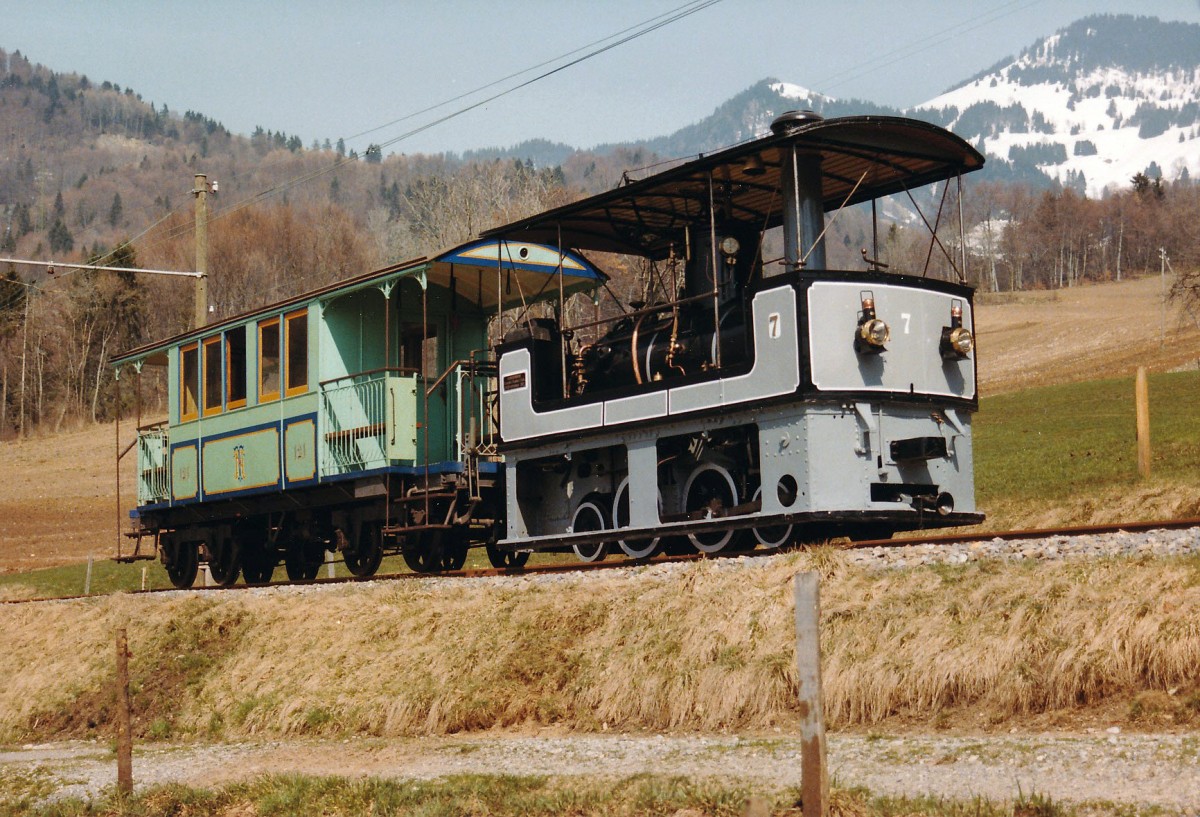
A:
[193,174,209,329]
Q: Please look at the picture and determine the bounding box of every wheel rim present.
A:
[570,500,607,563]
[571,501,608,562]
[683,462,738,554]
[614,477,661,559]
[751,486,793,549]
[207,536,241,586]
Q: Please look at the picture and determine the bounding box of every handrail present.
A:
[425,358,472,398]
[564,292,712,335]
[319,366,418,389]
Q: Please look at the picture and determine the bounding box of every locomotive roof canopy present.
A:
[482,115,985,259]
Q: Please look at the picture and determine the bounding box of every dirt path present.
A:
[5,732,1199,809]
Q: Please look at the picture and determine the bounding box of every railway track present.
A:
[5,516,1200,606]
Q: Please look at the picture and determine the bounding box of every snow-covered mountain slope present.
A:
[913,15,1200,195]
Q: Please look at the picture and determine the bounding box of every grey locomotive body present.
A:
[489,111,983,560]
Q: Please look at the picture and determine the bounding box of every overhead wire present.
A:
[810,0,1048,98]
[126,0,725,259]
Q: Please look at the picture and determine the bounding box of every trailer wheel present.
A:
[207,535,242,587]
[486,544,529,569]
[162,535,199,589]
[344,521,384,577]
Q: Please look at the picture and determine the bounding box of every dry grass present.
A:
[977,479,1200,532]
[3,551,1199,741]
[975,275,1200,396]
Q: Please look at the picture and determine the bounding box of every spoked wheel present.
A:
[441,529,469,571]
[162,535,199,589]
[570,498,608,563]
[344,521,384,578]
[403,530,469,573]
[683,462,747,554]
[751,486,792,550]
[486,545,529,569]
[207,535,242,587]
[613,477,661,560]
[285,538,325,581]
[237,523,276,584]
[241,545,276,584]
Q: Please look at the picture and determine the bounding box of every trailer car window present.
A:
[226,327,247,409]
[284,309,308,397]
[259,318,280,402]
[180,342,199,422]
[203,336,222,416]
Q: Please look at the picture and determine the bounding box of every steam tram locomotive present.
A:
[114,112,985,588]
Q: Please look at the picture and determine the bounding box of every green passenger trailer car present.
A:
[114,239,605,588]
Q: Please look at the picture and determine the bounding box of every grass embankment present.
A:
[973,369,1200,531]
[2,550,1199,743]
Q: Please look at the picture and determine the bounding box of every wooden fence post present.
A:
[115,627,133,796]
[1136,366,1151,479]
[794,572,828,817]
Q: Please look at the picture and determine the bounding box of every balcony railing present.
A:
[320,368,417,477]
[136,422,171,505]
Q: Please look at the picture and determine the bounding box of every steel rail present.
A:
[4,517,1199,606]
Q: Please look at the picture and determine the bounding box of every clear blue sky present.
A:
[4,1,1199,155]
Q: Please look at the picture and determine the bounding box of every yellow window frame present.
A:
[202,335,223,417]
[258,317,281,403]
[225,327,248,411]
[180,342,199,422]
[284,308,309,398]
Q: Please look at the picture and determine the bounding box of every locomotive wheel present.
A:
[162,536,199,589]
[344,522,384,577]
[683,463,746,554]
[207,536,242,587]
[613,477,661,560]
[285,540,324,581]
[751,486,792,549]
[569,499,608,563]
[486,545,529,569]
